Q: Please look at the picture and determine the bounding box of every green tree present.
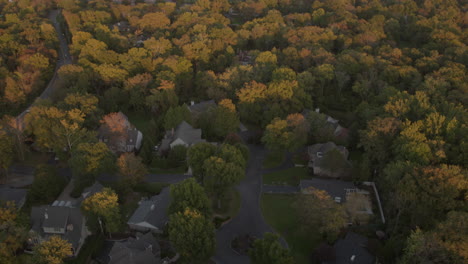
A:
[203,156,244,208]
[163,105,192,131]
[249,233,294,264]
[187,142,217,181]
[81,188,121,235]
[28,165,66,205]
[169,178,212,217]
[168,208,215,262]
[295,188,347,242]
[34,236,72,264]
[199,99,240,140]
[0,130,14,180]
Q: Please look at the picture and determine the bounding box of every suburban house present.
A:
[98,112,143,154]
[307,142,351,178]
[303,109,350,140]
[107,232,162,264]
[127,188,170,233]
[0,186,27,209]
[159,121,205,154]
[28,204,90,256]
[186,100,216,119]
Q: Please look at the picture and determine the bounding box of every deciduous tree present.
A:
[34,236,72,264]
[249,233,294,264]
[169,178,212,217]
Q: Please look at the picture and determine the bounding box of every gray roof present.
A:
[299,178,356,202]
[127,188,170,230]
[308,142,347,158]
[334,232,374,264]
[30,205,86,251]
[188,100,215,114]
[174,121,204,145]
[82,182,104,199]
[0,186,27,208]
[109,233,161,264]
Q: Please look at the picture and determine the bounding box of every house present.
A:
[159,121,205,154]
[29,204,90,256]
[127,188,170,233]
[307,142,350,178]
[186,100,216,118]
[0,186,27,209]
[107,233,161,264]
[303,109,350,140]
[98,112,143,154]
[333,232,375,264]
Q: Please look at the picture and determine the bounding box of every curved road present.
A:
[213,145,287,264]
[16,9,72,122]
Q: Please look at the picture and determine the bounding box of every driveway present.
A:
[213,145,286,264]
[16,9,72,122]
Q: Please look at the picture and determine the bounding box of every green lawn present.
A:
[261,194,321,264]
[262,167,310,186]
[262,151,285,169]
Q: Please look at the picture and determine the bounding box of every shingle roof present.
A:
[187,100,215,113]
[334,232,374,264]
[82,182,104,199]
[127,188,170,230]
[173,121,204,145]
[108,233,161,264]
[98,112,142,153]
[30,205,86,250]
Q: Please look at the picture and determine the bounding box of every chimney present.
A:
[191,101,195,106]
[350,255,356,262]
[44,210,48,220]
[150,204,155,210]
[67,224,74,231]
[315,108,320,113]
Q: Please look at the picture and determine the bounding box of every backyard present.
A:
[261,194,321,264]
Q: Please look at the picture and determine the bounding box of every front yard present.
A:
[261,194,321,264]
[262,167,311,186]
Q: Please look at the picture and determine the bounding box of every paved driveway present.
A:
[213,145,286,264]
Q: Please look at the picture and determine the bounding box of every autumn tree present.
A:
[169,178,212,217]
[81,188,121,235]
[34,236,72,264]
[249,233,294,264]
[295,188,347,242]
[168,208,216,262]
[262,113,309,152]
[198,99,240,140]
[0,130,14,181]
[117,152,148,187]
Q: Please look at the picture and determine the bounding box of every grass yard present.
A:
[262,151,285,169]
[262,167,311,186]
[126,111,153,134]
[261,194,321,264]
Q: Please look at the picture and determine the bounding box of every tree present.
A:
[0,220,27,264]
[262,113,309,152]
[81,188,121,234]
[199,99,240,140]
[0,130,14,181]
[28,165,66,205]
[34,236,72,264]
[163,105,192,131]
[249,233,294,264]
[306,111,337,143]
[169,178,212,217]
[295,188,347,242]
[203,156,244,207]
[117,153,148,187]
[187,142,217,181]
[168,208,215,262]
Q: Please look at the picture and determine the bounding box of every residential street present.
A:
[213,145,287,264]
[16,9,72,122]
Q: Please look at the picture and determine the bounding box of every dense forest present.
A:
[0,0,467,263]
